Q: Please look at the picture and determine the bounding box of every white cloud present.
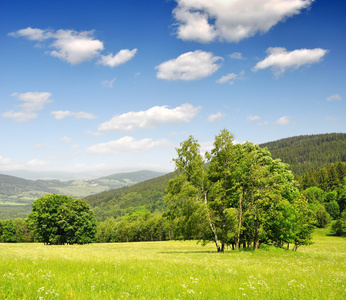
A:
[247,115,260,121]
[51,110,96,120]
[98,49,137,68]
[325,116,338,121]
[49,30,104,64]
[101,77,116,88]
[0,155,50,172]
[86,136,170,155]
[252,47,328,76]
[208,112,224,122]
[326,94,342,101]
[98,103,201,132]
[9,27,52,41]
[275,116,291,125]
[217,73,237,85]
[217,71,244,85]
[10,27,136,66]
[230,52,244,60]
[2,92,52,122]
[173,0,314,43]
[156,50,222,80]
[61,136,72,144]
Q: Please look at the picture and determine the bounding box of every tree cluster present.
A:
[0,218,33,242]
[164,130,315,252]
[27,194,97,245]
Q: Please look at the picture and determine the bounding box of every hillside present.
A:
[2,133,345,221]
[85,172,176,221]
[86,133,346,221]
[259,133,346,175]
[0,170,165,219]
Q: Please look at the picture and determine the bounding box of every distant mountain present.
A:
[259,133,346,175]
[0,170,165,219]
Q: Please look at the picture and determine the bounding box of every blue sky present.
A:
[1,0,345,178]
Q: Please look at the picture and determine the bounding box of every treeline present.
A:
[260,133,346,175]
[0,218,33,242]
[298,162,346,192]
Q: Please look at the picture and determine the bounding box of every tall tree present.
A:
[165,129,313,251]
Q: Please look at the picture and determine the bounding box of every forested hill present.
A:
[259,133,346,175]
[85,172,176,221]
[85,133,346,221]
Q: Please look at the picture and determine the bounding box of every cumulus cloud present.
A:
[86,136,170,155]
[275,116,291,125]
[51,110,96,120]
[246,115,260,121]
[99,49,137,68]
[252,47,328,76]
[2,92,52,122]
[173,0,314,43]
[49,30,104,64]
[156,50,222,80]
[326,94,342,101]
[208,112,224,122]
[9,27,136,66]
[98,103,201,132]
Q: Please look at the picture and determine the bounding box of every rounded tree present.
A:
[27,194,97,245]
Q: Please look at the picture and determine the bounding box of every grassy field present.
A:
[0,228,345,299]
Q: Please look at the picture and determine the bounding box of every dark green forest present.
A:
[260,133,346,175]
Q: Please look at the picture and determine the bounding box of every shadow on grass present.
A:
[158,250,219,254]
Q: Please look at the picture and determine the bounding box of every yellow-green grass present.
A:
[0,229,345,299]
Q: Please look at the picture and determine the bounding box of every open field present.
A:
[0,229,345,299]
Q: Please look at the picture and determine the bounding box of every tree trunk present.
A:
[236,187,244,250]
[204,191,221,252]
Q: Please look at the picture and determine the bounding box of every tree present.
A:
[164,129,311,251]
[315,205,331,228]
[0,220,17,242]
[325,201,340,220]
[27,194,97,245]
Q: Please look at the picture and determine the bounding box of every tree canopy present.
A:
[164,129,314,252]
[27,194,97,245]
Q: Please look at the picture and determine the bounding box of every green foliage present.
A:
[315,205,331,228]
[260,133,346,176]
[85,173,175,221]
[164,129,314,251]
[330,220,344,236]
[0,220,16,242]
[298,162,346,191]
[325,201,340,219]
[27,194,96,245]
[302,187,325,204]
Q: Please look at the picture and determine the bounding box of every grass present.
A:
[0,228,345,299]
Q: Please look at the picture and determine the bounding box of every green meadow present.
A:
[0,228,345,299]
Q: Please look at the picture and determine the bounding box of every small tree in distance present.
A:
[27,194,97,245]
